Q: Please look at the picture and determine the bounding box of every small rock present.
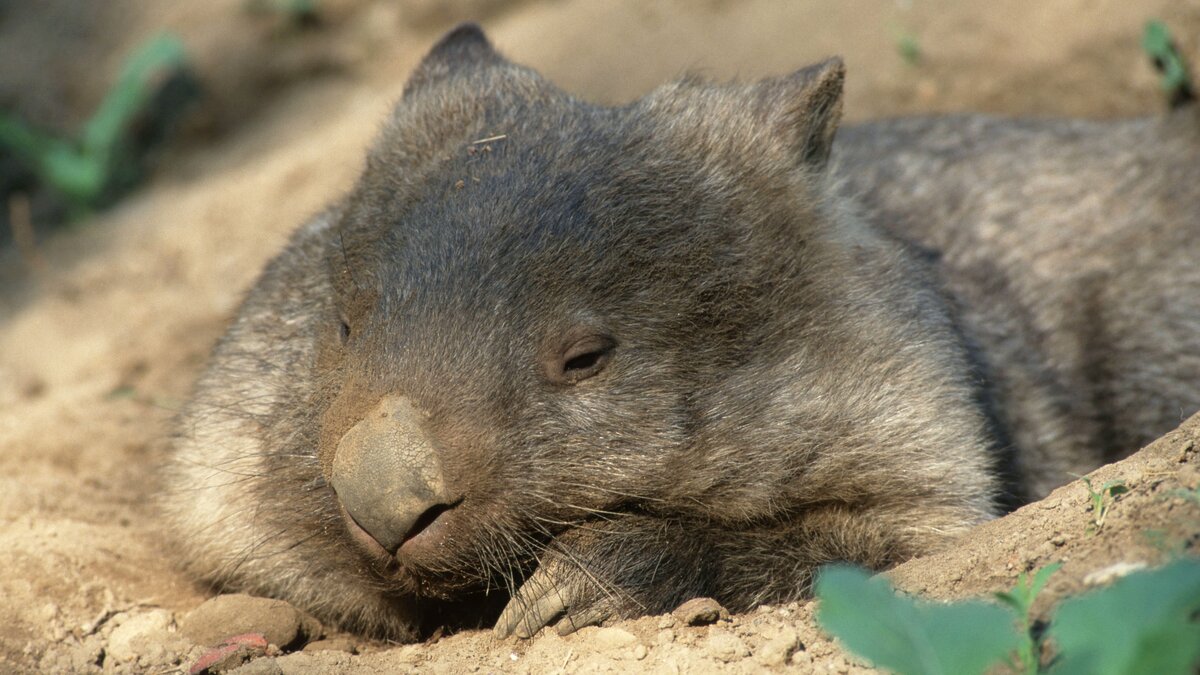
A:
[656,614,676,629]
[704,631,748,663]
[790,649,814,667]
[227,658,284,675]
[632,644,648,660]
[590,626,638,650]
[654,629,675,645]
[181,594,320,649]
[188,634,270,674]
[754,627,800,667]
[1051,533,1068,546]
[302,638,357,654]
[672,597,726,626]
[106,609,175,663]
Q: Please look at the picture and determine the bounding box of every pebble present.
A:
[790,649,815,668]
[181,594,322,650]
[632,644,648,660]
[106,609,175,663]
[227,658,284,675]
[754,627,801,667]
[672,597,726,626]
[590,626,638,650]
[704,631,748,663]
[188,634,269,674]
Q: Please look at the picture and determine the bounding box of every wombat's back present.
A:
[833,109,1200,498]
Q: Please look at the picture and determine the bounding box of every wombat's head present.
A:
[316,24,845,598]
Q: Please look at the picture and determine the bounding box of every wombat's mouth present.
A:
[337,496,542,598]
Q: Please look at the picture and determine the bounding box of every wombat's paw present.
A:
[493,554,622,638]
[493,518,709,638]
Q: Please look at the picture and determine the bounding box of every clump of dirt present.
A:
[2,1,1198,673]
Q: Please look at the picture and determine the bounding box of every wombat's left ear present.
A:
[404,23,506,94]
[763,58,845,169]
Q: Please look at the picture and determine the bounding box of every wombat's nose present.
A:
[329,396,455,554]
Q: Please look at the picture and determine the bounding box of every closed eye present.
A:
[548,334,616,385]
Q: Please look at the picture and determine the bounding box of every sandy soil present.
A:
[2,1,1198,672]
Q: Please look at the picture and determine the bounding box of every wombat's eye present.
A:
[549,335,615,385]
[338,318,352,344]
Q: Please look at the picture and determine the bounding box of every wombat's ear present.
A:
[403,23,506,94]
[764,57,845,169]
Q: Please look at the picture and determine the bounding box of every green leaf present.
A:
[81,33,186,156]
[1142,20,1193,102]
[1049,558,1200,675]
[996,561,1061,617]
[816,565,1022,675]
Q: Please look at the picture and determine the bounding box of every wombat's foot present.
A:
[493,553,616,638]
[493,517,711,638]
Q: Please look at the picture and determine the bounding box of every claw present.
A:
[495,573,567,639]
[555,604,609,636]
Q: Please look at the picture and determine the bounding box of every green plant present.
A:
[0,33,188,209]
[995,563,1061,674]
[1079,476,1127,532]
[1143,20,1195,107]
[896,33,921,66]
[816,559,1200,675]
[1048,558,1200,675]
[815,566,1021,675]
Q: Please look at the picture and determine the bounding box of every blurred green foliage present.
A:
[1050,558,1200,675]
[1143,20,1195,108]
[0,33,189,210]
[816,566,1021,675]
[816,558,1200,675]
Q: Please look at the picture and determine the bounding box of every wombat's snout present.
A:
[329,396,457,555]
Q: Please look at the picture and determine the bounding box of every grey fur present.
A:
[161,24,1200,640]
[834,110,1200,499]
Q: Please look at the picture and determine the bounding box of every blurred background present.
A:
[1,0,1197,242]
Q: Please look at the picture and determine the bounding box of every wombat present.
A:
[162,24,1200,641]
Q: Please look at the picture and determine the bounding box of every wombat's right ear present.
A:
[762,58,846,169]
[403,23,506,95]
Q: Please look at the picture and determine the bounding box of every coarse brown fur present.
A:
[161,24,1200,640]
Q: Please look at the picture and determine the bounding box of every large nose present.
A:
[329,395,455,554]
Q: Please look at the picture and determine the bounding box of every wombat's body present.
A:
[162,26,1200,641]
[835,111,1200,499]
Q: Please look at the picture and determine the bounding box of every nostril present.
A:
[338,502,392,558]
[401,500,458,546]
[335,493,459,556]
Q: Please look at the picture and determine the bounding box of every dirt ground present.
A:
[2,1,1199,673]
